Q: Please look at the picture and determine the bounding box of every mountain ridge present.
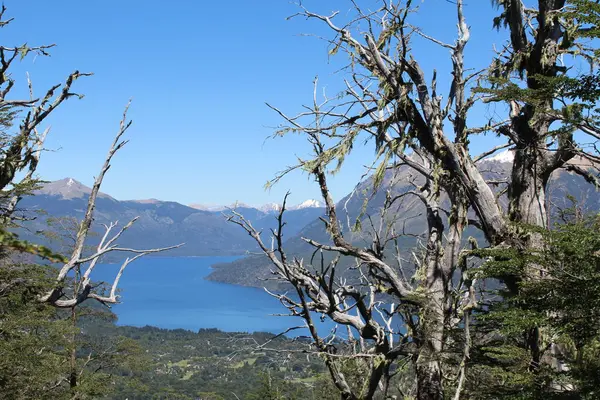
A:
[206,154,600,288]
[21,153,600,288]
[18,178,326,258]
[189,199,324,213]
[37,178,114,200]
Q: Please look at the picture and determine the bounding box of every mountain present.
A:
[188,202,253,212]
[207,155,600,288]
[191,199,324,214]
[17,179,323,257]
[38,177,113,200]
[290,199,323,210]
[188,203,227,212]
[259,203,281,213]
[19,180,254,256]
[21,155,598,288]
[484,148,515,163]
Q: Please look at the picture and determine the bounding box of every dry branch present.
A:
[39,103,183,307]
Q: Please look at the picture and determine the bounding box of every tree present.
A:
[0,6,89,397]
[0,2,89,255]
[37,102,182,309]
[0,5,180,398]
[230,138,471,400]
[230,0,600,399]
[466,205,600,399]
[0,260,74,399]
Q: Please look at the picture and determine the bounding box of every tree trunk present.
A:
[416,293,445,400]
[508,147,548,228]
[415,197,447,400]
[416,256,445,400]
[508,144,568,391]
[414,186,468,400]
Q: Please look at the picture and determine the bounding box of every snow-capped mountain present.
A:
[191,200,324,214]
[189,202,251,212]
[482,149,515,164]
[258,200,324,213]
[23,178,327,258]
[189,203,227,212]
[291,199,323,210]
[259,203,282,213]
[478,149,597,168]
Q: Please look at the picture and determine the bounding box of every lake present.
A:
[93,256,335,335]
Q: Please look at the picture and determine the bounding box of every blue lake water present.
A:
[93,256,334,335]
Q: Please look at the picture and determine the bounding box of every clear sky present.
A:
[3,0,507,207]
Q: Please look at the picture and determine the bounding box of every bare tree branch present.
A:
[39,102,182,307]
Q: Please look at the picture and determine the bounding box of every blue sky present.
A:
[3,0,507,206]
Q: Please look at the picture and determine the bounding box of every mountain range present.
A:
[206,151,600,288]
[189,199,323,213]
[15,152,600,288]
[16,178,325,257]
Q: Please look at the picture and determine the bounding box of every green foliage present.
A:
[0,228,67,263]
[0,261,150,399]
[0,263,74,399]
[67,305,151,399]
[564,0,600,43]
[465,210,600,398]
[246,372,301,400]
[97,326,333,400]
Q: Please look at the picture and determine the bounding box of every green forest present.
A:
[2,1,600,399]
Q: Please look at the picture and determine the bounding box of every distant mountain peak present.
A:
[131,198,161,204]
[259,203,282,213]
[189,203,226,212]
[189,202,252,212]
[259,199,324,211]
[292,199,323,210]
[190,199,325,214]
[37,178,112,200]
[230,201,251,209]
[482,149,515,164]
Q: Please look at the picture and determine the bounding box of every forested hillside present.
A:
[82,316,338,400]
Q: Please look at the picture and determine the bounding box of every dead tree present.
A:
[251,0,600,397]
[272,0,600,241]
[38,103,182,308]
[228,0,600,398]
[0,5,182,310]
[229,125,479,399]
[0,5,91,222]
